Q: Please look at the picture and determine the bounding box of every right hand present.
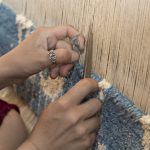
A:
[1,25,84,86]
[20,79,101,150]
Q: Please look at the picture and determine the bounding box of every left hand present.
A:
[0,25,85,85]
[17,79,101,150]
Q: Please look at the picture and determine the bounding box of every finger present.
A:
[56,40,72,50]
[84,116,100,134]
[49,40,75,78]
[78,99,102,119]
[49,64,57,69]
[46,25,85,51]
[89,133,96,147]
[56,40,75,76]
[81,132,96,148]
[59,64,74,77]
[55,48,79,64]
[44,48,79,67]
[50,65,60,79]
[50,63,73,78]
[48,64,57,78]
[60,79,99,105]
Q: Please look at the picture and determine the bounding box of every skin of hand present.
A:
[0,25,101,150]
[18,79,102,150]
[0,25,84,89]
[0,110,28,150]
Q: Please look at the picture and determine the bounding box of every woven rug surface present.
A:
[0,3,150,150]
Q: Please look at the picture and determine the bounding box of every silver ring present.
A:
[48,50,57,64]
[70,34,81,54]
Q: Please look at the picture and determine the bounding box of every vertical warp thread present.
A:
[0,4,148,149]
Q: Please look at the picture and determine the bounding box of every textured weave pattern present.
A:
[0,4,18,54]
[0,3,149,149]
[15,64,145,149]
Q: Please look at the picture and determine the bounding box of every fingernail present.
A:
[50,67,59,78]
[78,35,85,51]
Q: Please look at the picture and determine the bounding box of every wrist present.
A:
[17,140,38,150]
[0,47,26,89]
[0,54,14,89]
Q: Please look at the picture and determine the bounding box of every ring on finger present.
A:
[48,50,57,64]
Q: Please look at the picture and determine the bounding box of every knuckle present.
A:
[67,113,78,125]
[88,99,102,115]
[57,101,69,110]
[58,49,71,63]
[75,126,86,137]
[57,102,80,125]
[56,41,64,49]
[66,25,76,33]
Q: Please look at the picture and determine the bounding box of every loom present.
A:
[0,2,150,150]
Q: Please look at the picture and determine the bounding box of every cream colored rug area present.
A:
[0,86,37,132]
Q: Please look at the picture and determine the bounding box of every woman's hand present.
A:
[18,79,101,150]
[0,25,84,88]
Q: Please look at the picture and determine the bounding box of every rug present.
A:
[0,3,150,150]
